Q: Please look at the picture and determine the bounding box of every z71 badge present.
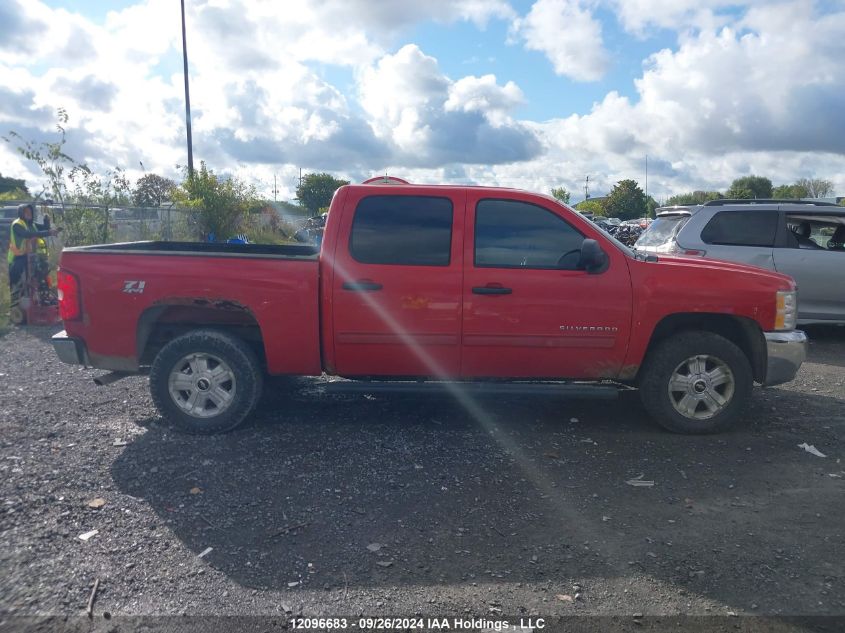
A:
[123,281,146,294]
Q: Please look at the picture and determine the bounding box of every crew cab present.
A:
[52,183,807,434]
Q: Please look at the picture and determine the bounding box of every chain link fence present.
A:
[2,201,195,248]
[55,203,195,245]
[2,201,298,249]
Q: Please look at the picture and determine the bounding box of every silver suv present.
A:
[635,199,845,324]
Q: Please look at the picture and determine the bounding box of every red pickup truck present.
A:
[52,183,807,434]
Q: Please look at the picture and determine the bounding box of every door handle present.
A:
[342,280,383,292]
[472,286,512,295]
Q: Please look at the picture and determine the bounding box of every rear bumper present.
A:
[763,330,807,386]
[52,330,89,366]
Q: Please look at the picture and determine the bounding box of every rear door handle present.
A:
[342,280,383,292]
[472,286,512,295]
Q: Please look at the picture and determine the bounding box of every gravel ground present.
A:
[0,325,843,628]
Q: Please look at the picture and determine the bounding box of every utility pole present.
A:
[180,0,194,179]
[645,155,648,201]
[273,174,278,202]
[584,175,590,200]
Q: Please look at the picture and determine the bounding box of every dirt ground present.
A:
[0,325,842,631]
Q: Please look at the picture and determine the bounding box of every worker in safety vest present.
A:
[7,203,60,302]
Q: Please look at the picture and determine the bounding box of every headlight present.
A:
[775,290,797,331]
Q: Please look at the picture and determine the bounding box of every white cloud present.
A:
[187,0,516,70]
[512,0,609,82]
[445,75,524,124]
[358,45,540,166]
[489,0,845,200]
[310,0,516,32]
[2,0,845,204]
[632,2,845,155]
[359,45,450,151]
[605,0,742,34]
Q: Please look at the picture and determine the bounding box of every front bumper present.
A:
[763,330,807,386]
[52,330,89,366]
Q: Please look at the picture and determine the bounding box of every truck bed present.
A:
[58,241,323,376]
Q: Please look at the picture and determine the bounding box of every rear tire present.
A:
[639,332,752,434]
[149,329,263,434]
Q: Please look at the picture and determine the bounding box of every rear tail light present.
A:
[57,269,81,321]
[660,241,706,256]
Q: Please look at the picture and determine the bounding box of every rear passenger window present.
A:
[350,196,453,266]
[700,211,778,247]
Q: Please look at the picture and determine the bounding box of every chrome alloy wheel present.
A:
[168,352,237,419]
[667,354,735,420]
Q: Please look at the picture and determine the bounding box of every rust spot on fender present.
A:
[152,297,249,312]
[211,299,248,311]
[617,364,640,381]
[582,360,628,380]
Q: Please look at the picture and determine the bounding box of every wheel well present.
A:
[137,302,266,369]
[641,313,766,383]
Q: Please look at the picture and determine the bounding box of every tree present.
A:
[550,187,571,204]
[796,177,833,198]
[0,188,29,201]
[133,174,177,207]
[664,190,723,206]
[0,173,29,196]
[296,172,349,215]
[772,183,809,199]
[4,108,134,246]
[726,175,772,199]
[644,195,659,218]
[3,108,87,209]
[173,161,261,240]
[574,200,606,216]
[604,179,646,220]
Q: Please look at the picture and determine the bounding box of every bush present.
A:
[55,206,107,246]
[173,162,262,241]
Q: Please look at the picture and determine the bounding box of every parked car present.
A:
[52,183,805,435]
[635,199,845,324]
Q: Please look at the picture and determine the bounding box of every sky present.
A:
[1,0,844,203]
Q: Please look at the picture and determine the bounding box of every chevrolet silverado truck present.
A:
[52,183,807,434]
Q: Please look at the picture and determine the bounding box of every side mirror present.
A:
[580,239,609,274]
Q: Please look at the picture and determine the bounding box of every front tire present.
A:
[639,332,752,434]
[149,329,263,434]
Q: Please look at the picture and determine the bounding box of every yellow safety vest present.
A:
[7,218,35,265]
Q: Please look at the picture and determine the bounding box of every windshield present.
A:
[635,214,690,247]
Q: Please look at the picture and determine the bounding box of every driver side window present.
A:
[474,199,585,269]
